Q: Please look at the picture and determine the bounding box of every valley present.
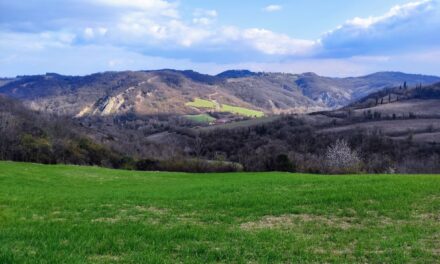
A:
[3,1,440,263]
[2,70,440,173]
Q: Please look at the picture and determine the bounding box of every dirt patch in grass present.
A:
[91,217,121,224]
[240,214,359,230]
[88,255,122,262]
[91,205,169,224]
[133,205,167,215]
[419,233,440,256]
[415,213,440,221]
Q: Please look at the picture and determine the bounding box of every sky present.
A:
[1,0,440,77]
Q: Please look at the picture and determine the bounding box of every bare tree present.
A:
[194,136,203,158]
[325,139,362,174]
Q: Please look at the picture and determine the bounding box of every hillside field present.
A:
[186,98,264,117]
[0,162,439,263]
[184,114,216,123]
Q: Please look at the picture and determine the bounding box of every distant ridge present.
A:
[1,69,439,117]
[216,70,258,79]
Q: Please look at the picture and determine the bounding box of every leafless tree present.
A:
[193,136,203,158]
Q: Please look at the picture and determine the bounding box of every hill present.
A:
[1,161,439,263]
[2,72,440,173]
[1,70,438,118]
[184,82,440,173]
[0,95,124,166]
[317,82,440,143]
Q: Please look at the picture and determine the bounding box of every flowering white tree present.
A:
[325,139,362,174]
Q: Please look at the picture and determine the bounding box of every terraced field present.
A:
[0,162,439,263]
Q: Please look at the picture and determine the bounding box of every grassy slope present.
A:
[221,104,264,118]
[184,114,216,123]
[185,98,217,109]
[186,98,264,117]
[0,162,439,263]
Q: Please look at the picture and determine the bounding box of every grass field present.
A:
[0,162,439,263]
[184,114,216,123]
[186,98,264,118]
[221,104,264,118]
[185,98,217,109]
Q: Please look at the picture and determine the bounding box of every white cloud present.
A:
[0,31,76,52]
[93,0,179,17]
[320,0,440,56]
[83,27,108,40]
[115,12,212,47]
[192,17,212,26]
[83,27,94,39]
[79,0,440,58]
[193,9,218,18]
[264,5,282,12]
[77,1,312,55]
[192,9,218,26]
[2,0,440,77]
[345,0,434,28]
[242,28,317,55]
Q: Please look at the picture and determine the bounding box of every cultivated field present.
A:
[0,162,439,263]
[185,98,217,109]
[184,114,216,123]
[186,98,264,117]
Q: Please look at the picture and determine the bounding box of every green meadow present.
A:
[186,98,264,117]
[0,161,439,263]
[221,104,264,118]
[185,98,217,109]
[184,114,216,123]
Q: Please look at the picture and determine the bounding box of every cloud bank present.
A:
[0,0,439,76]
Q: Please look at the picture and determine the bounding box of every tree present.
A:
[274,154,295,172]
[325,139,362,174]
[193,136,203,158]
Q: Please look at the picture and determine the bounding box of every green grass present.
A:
[220,104,264,118]
[185,98,217,109]
[186,98,264,118]
[184,114,216,123]
[0,161,439,263]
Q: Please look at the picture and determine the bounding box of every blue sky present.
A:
[1,0,439,77]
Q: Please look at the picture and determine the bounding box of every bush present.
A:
[136,159,159,171]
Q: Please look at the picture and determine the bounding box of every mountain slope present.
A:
[345,81,440,117]
[1,70,439,117]
[0,95,123,166]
